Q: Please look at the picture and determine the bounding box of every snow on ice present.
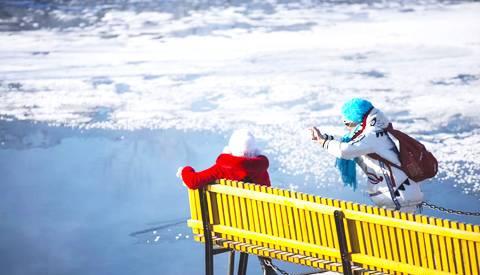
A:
[1,0,479,194]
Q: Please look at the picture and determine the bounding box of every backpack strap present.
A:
[367,123,408,175]
[377,159,401,210]
[367,125,410,211]
[368,153,404,172]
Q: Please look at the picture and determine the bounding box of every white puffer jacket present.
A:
[322,108,424,212]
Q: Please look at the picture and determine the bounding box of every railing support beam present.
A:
[199,188,214,275]
[228,251,235,275]
[334,210,353,275]
[237,252,249,275]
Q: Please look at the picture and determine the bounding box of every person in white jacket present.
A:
[310,98,424,212]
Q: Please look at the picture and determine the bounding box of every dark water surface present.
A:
[0,0,461,31]
[0,121,215,275]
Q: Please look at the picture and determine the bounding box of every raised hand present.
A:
[309,126,323,142]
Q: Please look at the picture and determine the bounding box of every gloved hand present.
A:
[176,167,184,178]
[309,126,324,143]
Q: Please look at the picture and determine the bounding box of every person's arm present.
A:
[181,165,224,190]
[260,171,271,187]
[250,155,271,187]
[323,133,375,159]
[310,127,375,159]
[310,127,335,147]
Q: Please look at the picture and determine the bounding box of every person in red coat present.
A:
[177,129,271,189]
[177,129,275,274]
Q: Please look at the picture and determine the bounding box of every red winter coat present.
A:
[181,153,271,190]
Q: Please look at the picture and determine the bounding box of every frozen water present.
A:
[1,0,479,195]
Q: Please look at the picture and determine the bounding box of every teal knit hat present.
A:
[341,98,374,124]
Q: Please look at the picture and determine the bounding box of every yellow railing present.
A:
[187,179,480,275]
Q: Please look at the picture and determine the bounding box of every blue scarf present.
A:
[335,125,362,190]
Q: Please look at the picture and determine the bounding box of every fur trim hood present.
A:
[363,108,391,133]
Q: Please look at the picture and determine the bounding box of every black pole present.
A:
[334,210,352,275]
[228,251,235,275]
[199,188,214,275]
[237,252,249,275]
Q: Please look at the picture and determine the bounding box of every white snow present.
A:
[1,1,479,196]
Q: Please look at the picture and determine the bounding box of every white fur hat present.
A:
[223,129,260,157]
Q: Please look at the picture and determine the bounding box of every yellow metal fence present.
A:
[187,179,480,275]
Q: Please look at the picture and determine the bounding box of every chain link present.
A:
[421,201,480,216]
[262,258,291,275]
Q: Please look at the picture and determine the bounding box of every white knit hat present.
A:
[223,129,260,157]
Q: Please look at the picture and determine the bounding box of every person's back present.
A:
[178,129,270,189]
[180,153,270,189]
[177,129,275,274]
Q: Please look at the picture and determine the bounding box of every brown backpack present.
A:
[369,123,438,182]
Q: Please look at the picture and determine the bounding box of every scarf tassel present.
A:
[335,127,361,191]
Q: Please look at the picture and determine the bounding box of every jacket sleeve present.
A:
[263,171,271,187]
[258,156,271,187]
[181,165,224,190]
[322,132,376,160]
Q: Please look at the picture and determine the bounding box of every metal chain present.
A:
[262,259,291,275]
[421,201,480,216]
